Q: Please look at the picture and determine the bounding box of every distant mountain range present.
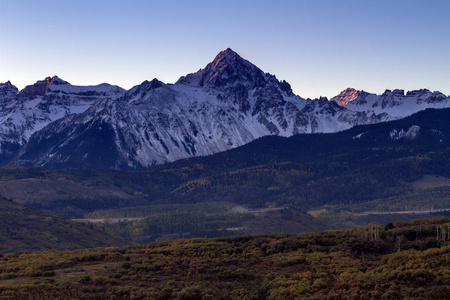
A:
[1,48,449,169]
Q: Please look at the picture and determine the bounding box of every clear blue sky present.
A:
[1,0,449,99]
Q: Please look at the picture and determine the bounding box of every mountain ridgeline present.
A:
[0,48,449,169]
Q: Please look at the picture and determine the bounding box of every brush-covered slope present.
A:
[0,197,127,253]
[0,218,449,299]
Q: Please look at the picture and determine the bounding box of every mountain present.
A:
[0,197,126,253]
[3,49,450,169]
[0,76,125,164]
[331,87,449,118]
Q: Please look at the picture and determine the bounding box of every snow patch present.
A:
[352,132,366,139]
[389,125,421,140]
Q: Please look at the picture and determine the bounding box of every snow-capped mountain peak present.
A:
[0,81,19,96]
[131,78,165,92]
[50,76,69,85]
[382,89,405,96]
[19,76,55,97]
[330,88,362,105]
[42,76,125,97]
[0,76,126,163]
[0,81,19,109]
[123,78,176,106]
[331,87,450,119]
[177,48,268,89]
[0,81,18,90]
[1,48,449,169]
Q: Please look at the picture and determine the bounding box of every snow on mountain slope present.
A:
[330,88,362,105]
[5,49,450,169]
[0,76,125,163]
[331,88,449,119]
[7,50,413,168]
[0,81,19,107]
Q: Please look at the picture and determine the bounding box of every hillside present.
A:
[68,108,450,211]
[0,108,448,242]
[0,218,449,299]
[0,178,128,206]
[0,197,127,253]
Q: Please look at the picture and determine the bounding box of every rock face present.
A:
[2,49,449,169]
[330,88,361,105]
[331,88,449,118]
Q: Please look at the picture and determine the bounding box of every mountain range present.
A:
[1,48,449,169]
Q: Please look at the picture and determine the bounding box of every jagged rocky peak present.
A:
[50,76,69,85]
[1,80,16,89]
[19,76,65,97]
[404,89,447,99]
[177,48,268,88]
[0,81,19,94]
[278,80,294,96]
[406,89,430,96]
[123,78,175,105]
[0,81,19,107]
[211,48,251,72]
[127,78,165,96]
[330,88,363,105]
[142,78,164,89]
[404,89,448,104]
[382,89,405,97]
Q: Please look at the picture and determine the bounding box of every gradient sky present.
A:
[1,0,449,99]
